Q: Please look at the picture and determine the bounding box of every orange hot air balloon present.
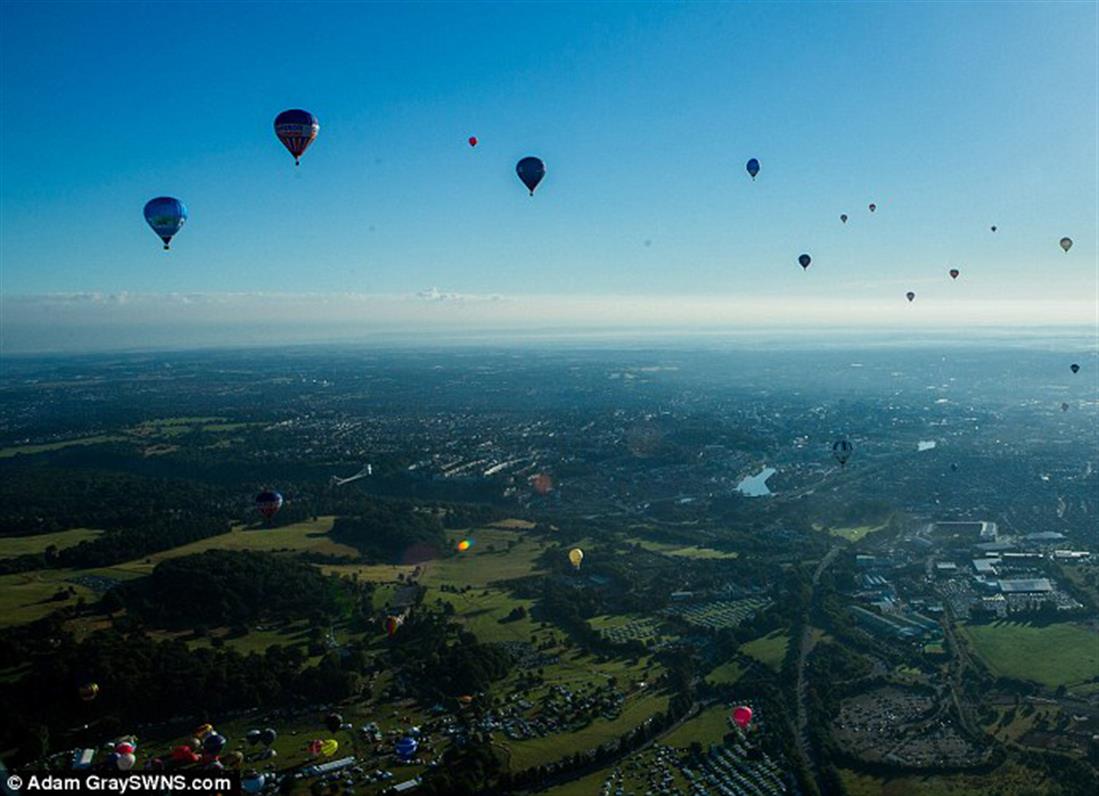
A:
[732,705,753,729]
[456,538,473,552]
[531,473,554,494]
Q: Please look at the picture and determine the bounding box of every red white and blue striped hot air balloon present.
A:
[143,197,187,250]
[255,490,283,522]
[274,109,319,166]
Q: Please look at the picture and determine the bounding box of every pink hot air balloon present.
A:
[732,705,753,729]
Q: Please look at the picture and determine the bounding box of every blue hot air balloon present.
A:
[241,772,265,795]
[394,736,418,761]
[516,156,546,196]
[144,197,187,250]
[746,158,760,180]
[202,733,227,756]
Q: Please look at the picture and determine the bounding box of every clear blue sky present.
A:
[1,1,1096,349]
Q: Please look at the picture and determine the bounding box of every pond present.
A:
[736,466,776,497]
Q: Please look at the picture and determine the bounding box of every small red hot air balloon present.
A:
[732,705,753,729]
[468,136,478,147]
[949,269,959,280]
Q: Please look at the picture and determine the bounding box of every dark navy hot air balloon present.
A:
[832,439,853,468]
[144,197,187,250]
[949,269,959,280]
[746,158,760,180]
[906,291,916,302]
[798,254,811,270]
[840,214,848,224]
[274,109,319,166]
[1070,363,1080,374]
[516,156,546,196]
[255,491,283,521]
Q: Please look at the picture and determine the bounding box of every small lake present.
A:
[737,466,776,497]
[917,440,937,451]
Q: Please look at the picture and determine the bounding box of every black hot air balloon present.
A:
[906,291,916,302]
[798,254,811,270]
[1070,363,1080,374]
[832,439,853,468]
[516,156,546,196]
[840,214,848,224]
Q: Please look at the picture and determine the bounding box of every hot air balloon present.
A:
[1060,237,1072,253]
[531,473,554,494]
[79,683,99,702]
[223,752,244,769]
[840,214,848,224]
[306,739,323,756]
[255,491,283,521]
[193,724,214,741]
[832,439,853,468]
[274,109,319,166]
[1061,402,1070,412]
[458,695,474,706]
[203,733,227,756]
[319,739,339,757]
[394,736,418,761]
[949,269,959,280]
[456,538,473,552]
[746,158,760,180]
[950,463,959,473]
[798,254,811,270]
[568,548,584,570]
[731,705,753,729]
[117,753,136,771]
[468,136,478,147]
[325,713,343,734]
[990,225,997,232]
[516,156,546,196]
[259,728,277,747]
[242,772,266,795]
[1070,363,1080,374]
[385,615,402,637]
[906,291,916,302]
[115,742,135,756]
[245,730,261,746]
[171,746,198,764]
[144,197,187,250]
[868,203,876,212]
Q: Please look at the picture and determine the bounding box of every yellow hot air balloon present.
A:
[320,739,339,757]
[568,548,584,570]
[223,751,244,769]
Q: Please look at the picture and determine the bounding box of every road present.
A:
[793,544,842,781]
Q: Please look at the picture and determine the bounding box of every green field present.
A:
[662,703,732,748]
[705,659,745,685]
[827,523,887,541]
[741,630,789,671]
[840,761,1052,796]
[0,528,103,558]
[959,620,1099,688]
[0,435,127,458]
[636,539,738,559]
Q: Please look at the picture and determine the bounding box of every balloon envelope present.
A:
[906,291,916,302]
[385,615,401,637]
[144,197,187,250]
[1061,402,1070,412]
[319,739,339,757]
[117,753,136,771]
[798,254,811,270]
[516,156,546,195]
[468,136,478,147]
[395,737,418,760]
[745,158,760,179]
[274,109,319,165]
[832,439,853,467]
[79,683,99,701]
[193,724,214,740]
[732,705,753,729]
[202,733,227,755]
[1070,363,1080,373]
[256,491,283,520]
[840,214,848,224]
[868,203,876,212]
[325,713,343,733]
[242,772,265,795]
[949,269,959,280]
[568,548,584,570]
[1060,237,1072,252]
[245,730,261,746]
[259,728,277,746]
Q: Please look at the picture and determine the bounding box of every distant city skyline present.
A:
[1,1,1096,352]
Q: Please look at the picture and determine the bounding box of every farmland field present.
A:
[741,630,789,671]
[0,528,103,557]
